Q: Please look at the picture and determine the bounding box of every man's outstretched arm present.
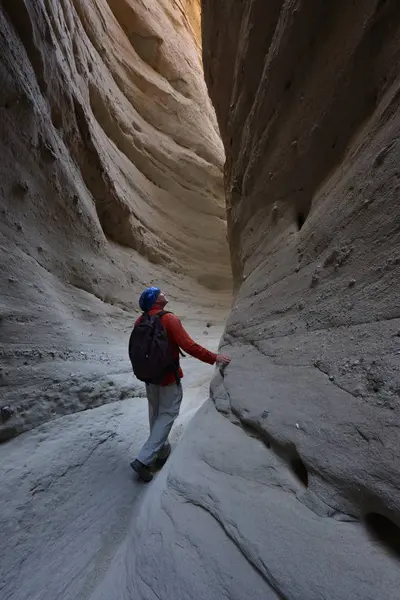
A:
[165,314,231,366]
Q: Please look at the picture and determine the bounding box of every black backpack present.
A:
[128,311,180,384]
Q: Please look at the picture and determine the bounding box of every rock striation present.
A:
[123,2,400,599]
[1,1,400,599]
[0,0,230,439]
[203,0,400,529]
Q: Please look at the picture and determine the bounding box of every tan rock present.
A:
[0,0,230,436]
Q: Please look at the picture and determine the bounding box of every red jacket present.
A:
[135,308,217,386]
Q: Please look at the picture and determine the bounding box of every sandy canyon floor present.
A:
[0,301,225,600]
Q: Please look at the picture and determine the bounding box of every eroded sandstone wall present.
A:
[0,0,230,439]
[1,0,229,286]
[93,5,400,599]
[157,0,400,600]
[198,0,400,593]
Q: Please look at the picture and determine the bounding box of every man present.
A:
[130,286,231,482]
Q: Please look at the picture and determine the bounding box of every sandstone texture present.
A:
[2,1,400,599]
[0,0,230,439]
[0,325,223,600]
[124,1,400,599]
[203,0,400,523]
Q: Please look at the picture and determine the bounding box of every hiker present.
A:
[128,286,231,482]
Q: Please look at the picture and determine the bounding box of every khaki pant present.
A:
[137,382,183,466]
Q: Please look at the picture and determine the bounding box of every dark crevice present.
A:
[364,513,400,559]
[3,0,47,95]
[296,211,306,230]
[295,197,311,231]
[170,482,287,600]
[290,456,308,487]
[225,402,309,490]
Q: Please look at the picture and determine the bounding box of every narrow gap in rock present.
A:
[290,456,308,487]
[364,513,400,559]
[296,212,306,230]
[295,196,312,231]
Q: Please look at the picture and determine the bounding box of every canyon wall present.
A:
[2,1,400,598]
[120,2,400,599]
[206,0,400,595]
[203,0,400,526]
[0,0,230,440]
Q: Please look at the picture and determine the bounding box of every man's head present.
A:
[139,287,168,312]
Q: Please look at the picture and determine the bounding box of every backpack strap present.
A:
[156,310,168,318]
[156,310,186,358]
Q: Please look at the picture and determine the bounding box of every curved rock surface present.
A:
[127,1,400,599]
[0,0,230,438]
[0,325,223,600]
[2,1,400,599]
[203,0,400,529]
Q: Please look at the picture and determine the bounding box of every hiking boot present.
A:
[154,444,171,470]
[130,459,153,482]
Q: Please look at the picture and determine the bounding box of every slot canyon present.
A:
[1,1,400,599]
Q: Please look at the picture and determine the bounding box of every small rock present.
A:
[295,423,300,429]
[348,278,356,287]
[310,270,320,288]
[0,405,13,422]
[373,142,394,167]
[15,180,29,194]
[39,138,57,163]
[261,410,269,419]
[329,375,335,382]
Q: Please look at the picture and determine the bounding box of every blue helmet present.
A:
[139,287,160,312]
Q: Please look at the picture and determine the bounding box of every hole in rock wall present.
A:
[364,513,400,559]
[290,456,309,487]
[296,212,306,230]
[295,197,312,231]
